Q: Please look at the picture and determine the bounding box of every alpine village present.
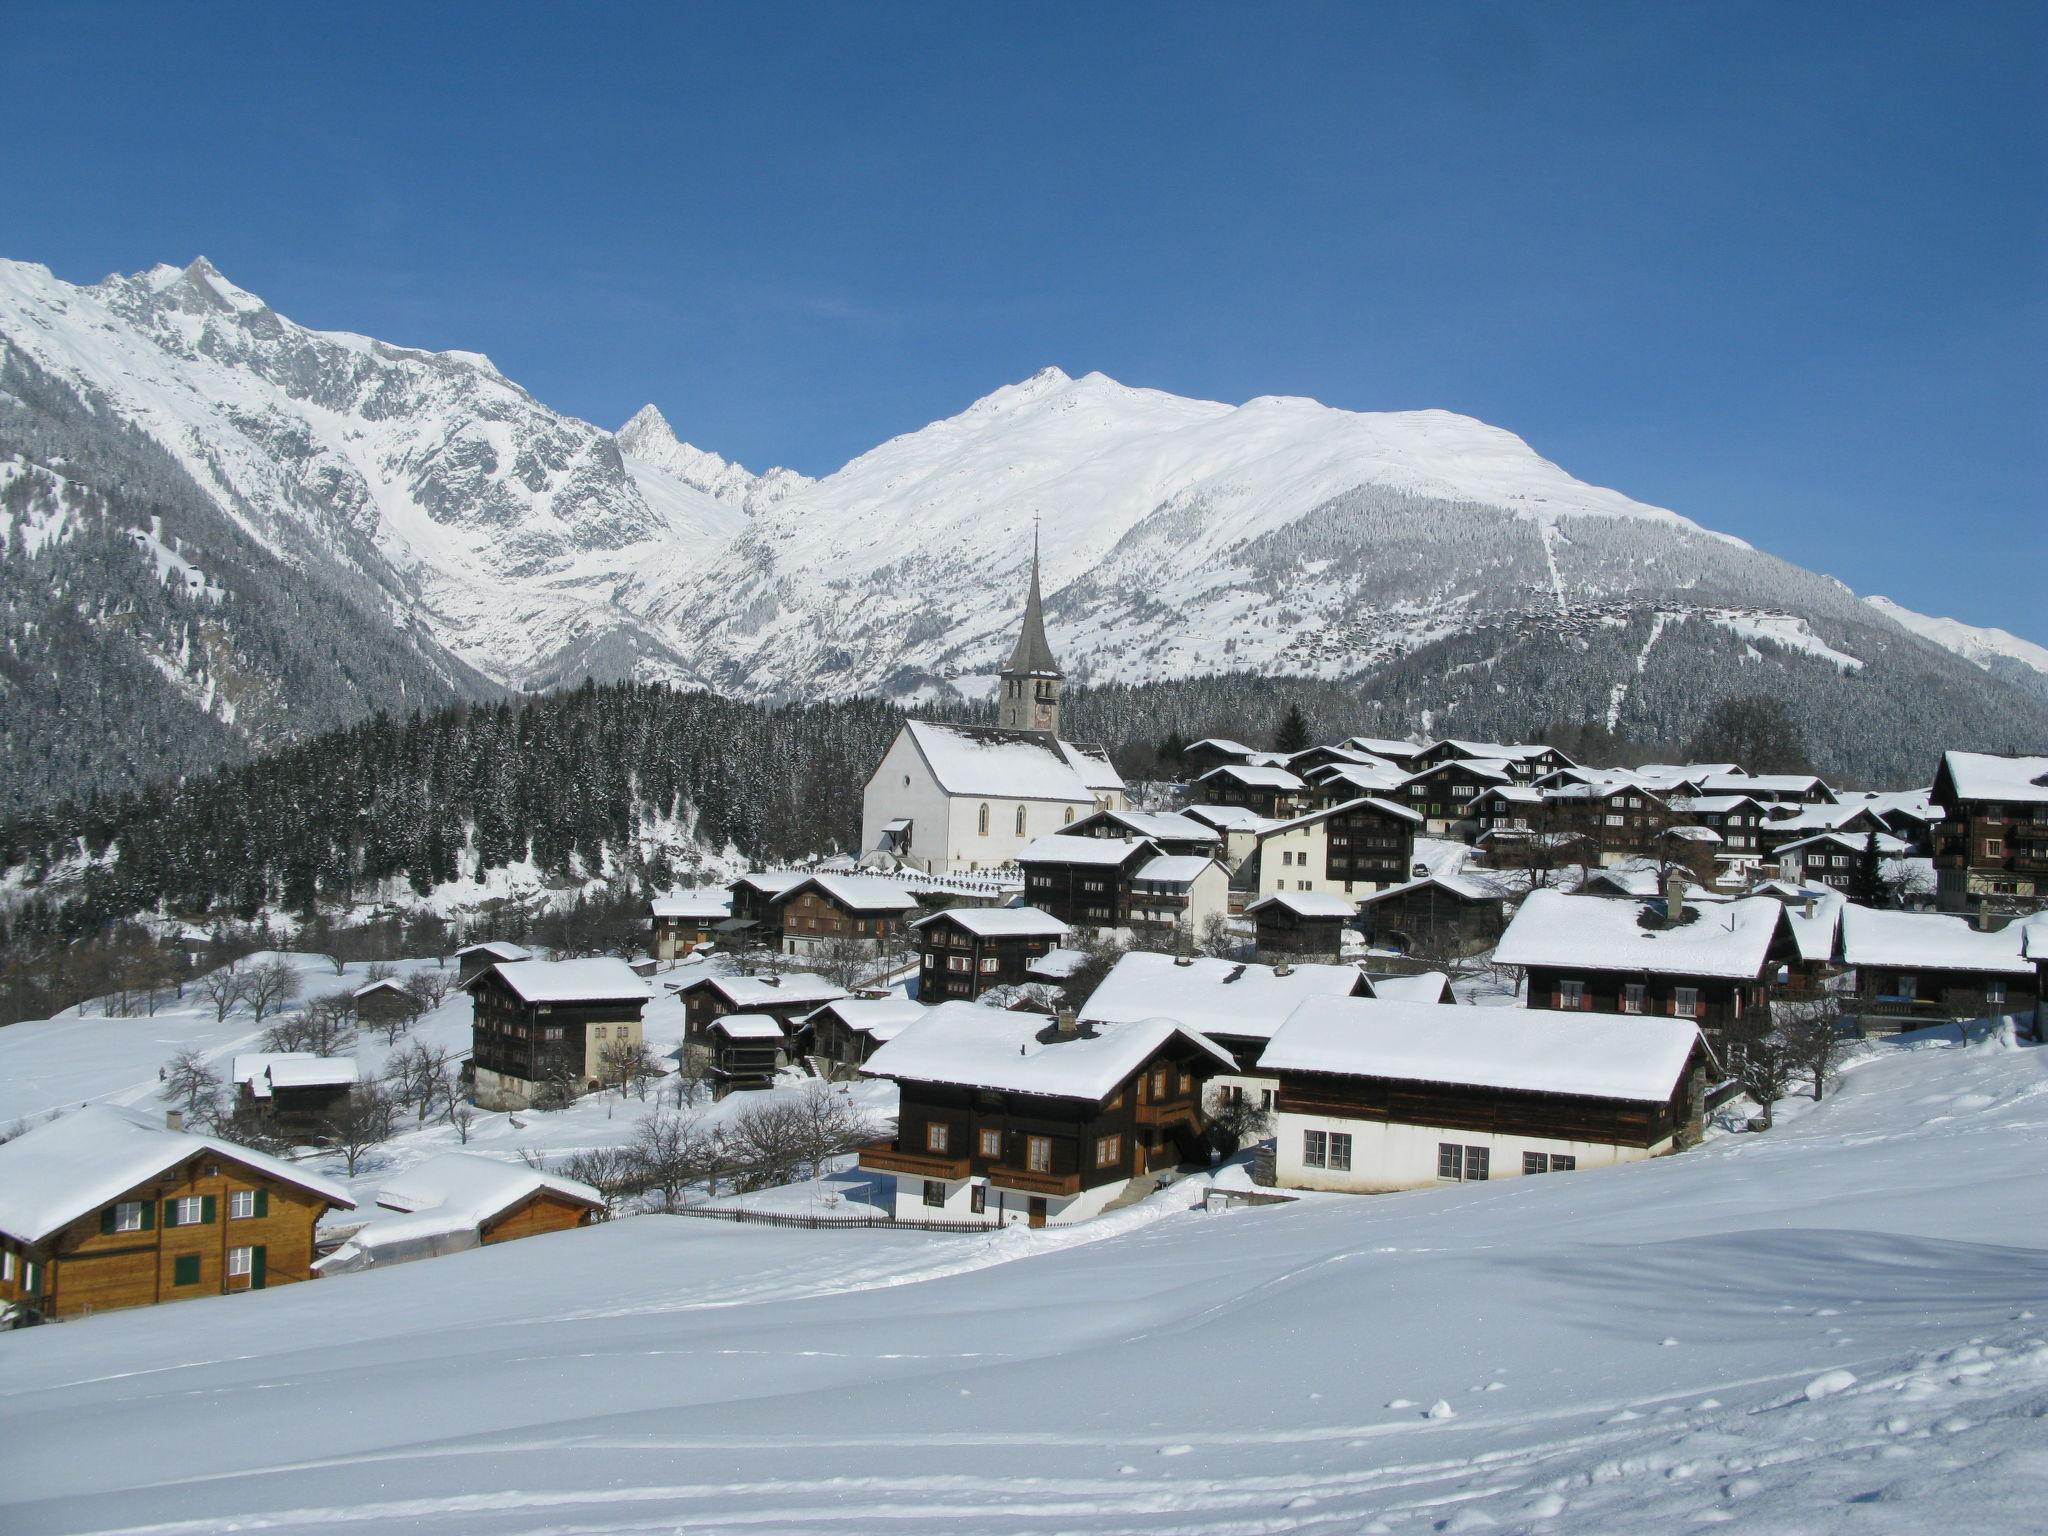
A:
[3,551,2043,1325]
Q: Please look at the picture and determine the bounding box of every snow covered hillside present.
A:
[1,1024,2042,1535]
[1864,595,2048,693]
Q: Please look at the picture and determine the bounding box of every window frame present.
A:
[1026,1135,1053,1173]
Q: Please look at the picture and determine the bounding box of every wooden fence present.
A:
[671,1206,998,1234]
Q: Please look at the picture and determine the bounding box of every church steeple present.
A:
[998,526,1062,735]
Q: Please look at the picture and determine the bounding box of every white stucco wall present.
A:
[1273,1111,1671,1194]
[884,1173,1132,1225]
[861,728,960,874]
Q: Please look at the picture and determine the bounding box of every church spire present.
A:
[998,524,1063,734]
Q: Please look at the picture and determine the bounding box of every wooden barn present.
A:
[1838,905,2039,1032]
[315,1153,602,1273]
[229,1054,360,1139]
[913,906,1071,1002]
[1245,890,1356,961]
[1351,871,1510,958]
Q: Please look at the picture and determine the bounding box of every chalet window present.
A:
[1015,806,1027,835]
[970,1185,987,1215]
[1551,1155,1575,1172]
[1084,879,1106,892]
[1152,1066,1169,1099]
[1326,1132,1352,1172]
[922,953,935,969]
[595,1026,608,1039]
[1986,981,2007,1009]
[1673,987,1700,1018]
[545,1026,564,1041]
[979,957,999,973]
[1558,979,1586,1010]
[229,1190,260,1220]
[1303,1130,1328,1168]
[978,803,991,835]
[1622,983,1645,1015]
[169,1196,206,1226]
[1437,1142,1461,1180]
[922,1180,945,1208]
[1465,1146,1490,1180]
[948,956,969,972]
[110,1200,146,1233]
[228,1246,254,1278]
[1096,1134,1121,1167]
[1,1252,11,1281]
[1604,814,1624,827]
[1523,1151,1549,1175]
[1260,1089,1275,1111]
[173,1254,201,1286]
[1026,1135,1053,1173]
[22,1260,39,1293]
[925,1122,950,1154]
[1985,838,2003,856]
[1894,973,1918,1000]
[979,1128,1002,1158]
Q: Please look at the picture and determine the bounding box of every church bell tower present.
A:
[997,530,1063,735]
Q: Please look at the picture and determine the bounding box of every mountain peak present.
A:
[617,404,680,454]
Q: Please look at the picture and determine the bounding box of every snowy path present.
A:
[2,1030,2043,1534]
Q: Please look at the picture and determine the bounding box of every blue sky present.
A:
[11,3,2045,640]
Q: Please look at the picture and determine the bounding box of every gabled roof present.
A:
[1015,833,1158,868]
[1359,970,1453,1003]
[1246,890,1358,919]
[1775,830,1910,857]
[1344,736,1428,760]
[1195,763,1307,791]
[0,1105,355,1246]
[1494,891,1791,980]
[1065,808,1221,845]
[709,1012,789,1040]
[1132,854,1221,887]
[1352,869,1510,907]
[352,978,411,1000]
[1935,751,2048,805]
[804,995,927,1041]
[231,1053,360,1098]
[901,719,1109,802]
[1426,739,1567,764]
[864,1004,1236,1101]
[1749,881,1845,963]
[777,873,922,915]
[1838,905,2035,977]
[1307,762,1411,794]
[1758,802,1881,833]
[910,905,1071,939]
[1402,758,1514,786]
[650,889,732,920]
[374,1153,601,1223]
[1700,772,1837,802]
[730,870,808,898]
[1079,951,1366,1042]
[455,941,530,962]
[677,971,850,1007]
[481,957,650,1006]
[1185,737,1260,758]
[1260,999,1699,1104]
[1026,946,1090,980]
[1261,795,1423,836]
[1180,803,1279,834]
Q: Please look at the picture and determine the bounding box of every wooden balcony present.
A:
[857,1142,970,1181]
[987,1165,1082,1197]
[1134,1099,1199,1128]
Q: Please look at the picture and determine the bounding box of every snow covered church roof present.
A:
[863,1003,1236,1102]
[1494,891,1791,979]
[0,1105,355,1246]
[1261,999,1700,1104]
[902,718,1122,801]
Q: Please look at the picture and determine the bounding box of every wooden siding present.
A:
[479,1191,598,1245]
[1275,1064,1693,1151]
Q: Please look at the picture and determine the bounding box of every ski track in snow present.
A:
[1607,612,1673,731]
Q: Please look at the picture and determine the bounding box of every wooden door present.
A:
[1028,1197,1047,1230]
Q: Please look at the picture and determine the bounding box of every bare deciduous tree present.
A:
[401,969,453,1018]
[448,1100,477,1145]
[623,1106,722,1211]
[243,957,302,1023]
[556,1144,643,1217]
[321,1083,397,1177]
[385,1039,455,1124]
[160,1049,223,1126]
[265,992,359,1057]
[1206,1091,1271,1155]
[1777,992,1851,1102]
[198,963,250,1023]
[1723,1009,1797,1130]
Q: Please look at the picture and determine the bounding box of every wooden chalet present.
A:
[805,995,927,1074]
[771,873,922,959]
[913,905,1071,1002]
[1697,771,1838,806]
[704,1013,792,1093]
[467,958,652,1112]
[1178,803,1275,874]
[351,977,415,1031]
[1773,830,1909,890]
[674,970,849,1075]
[1929,751,2048,915]
[724,871,809,950]
[1494,888,1797,1037]
[1246,890,1355,961]
[0,1106,354,1323]
[1837,905,2040,1032]
[1063,807,1223,858]
[1181,737,1263,781]
[859,1004,1236,1226]
[1395,758,1513,836]
[1190,762,1309,818]
[1254,796,1421,900]
[1016,834,1159,928]
[315,1153,602,1273]
[229,1053,360,1139]
[455,940,532,985]
[1351,870,1510,958]
[1261,1001,1706,1193]
[1408,739,1576,782]
[649,890,730,961]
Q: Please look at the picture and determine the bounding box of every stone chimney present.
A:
[164,1109,184,1133]
[1055,1009,1079,1036]
[1662,867,1689,927]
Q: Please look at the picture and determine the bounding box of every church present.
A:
[860,545,1127,874]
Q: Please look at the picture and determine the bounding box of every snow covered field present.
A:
[1,1022,2042,1535]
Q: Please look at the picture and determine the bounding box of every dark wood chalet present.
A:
[724,871,809,949]
[1261,1000,1706,1193]
[674,971,849,1075]
[1191,763,1310,818]
[1408,739,1576,782]
[467,958,651,1111]
[1063,807,1223,858]
[1352,872,1510,958]
[351,978,415,1031]
[771,874,922,959]
[1494,890,1798,1037]
[704,1014,790,1093]
[1838,905,2039,1032]
[455,941,531,985]
[1396,759,1513,835]
[1017,834,1159,928]
[1246,891,1354,961]
[230,1054,360,1140]
[1928,751,2048,915]
[649,892,729,961]
[0,1106,354,1322]
[1181,738,1263,781]
[804,996,927,1074]
[859,1006,1236,1226]
[914,905,1071,1002]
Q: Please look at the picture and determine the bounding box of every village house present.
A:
[1179,803,1275,873]
[1408,739,1577,782]
[1772,830,1911,890]
[1246,890,1356,961]
[1697,771,1838,806]
[0,1105,354,1323]
[1191,762,1310,818]
[772,873,922,960]
[703,1013,795,1092]
[649,890,730,961]
[1494,885,1797,1037]
[467,957,652,1111]
[1253,795,1422,901]
[1396,759,1513,836]
[724,870,809,951]
[1305,758,1412,805]
[859,548,1125,874]
[314,1153,603,1273]
[1928,751,2048,915]
[1261,1000,1706,1194]
[914,905,1071,1002]
[1837,904,2039,1032]
[1350,868,1513,958]
[1667,793,1771,871]
[858,1004,1236,1226]
[1078,950,1370,1115]
[1016,834,1159,929]
[1749,880,1848,985]
[1753,801,1888,860]
[674,971,849,1075]
[1343,736,1430,768]
[351,977,416,1032]
[229,1053,360,1139]
[1063,807,1224,858]
[804,994,928,1074]
[1836,787,1945,855]
[1181,737,1265,781]
[1125,854,1232,942]
[455,940,531,985]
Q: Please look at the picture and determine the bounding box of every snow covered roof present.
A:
[1260,999,1700,1104]
[455,941,530,962]
[1344,736,1428,760]
[1015,833,1157,867]
[1308,762,1411,794]
[650,889,731,920]
[1353,869,1509,907]
[681,971,850,1008]
[1427,739,1559,763]
[1360,970,1453,1003]
[1246,890,1358,918]
[2022,918,2048,962]
[780,873,923,914]
[1494,891,1791,979]
[1181,803,1278,834]
[1262,795,1423,835]
[1936,751,2048,805]
[1700,772,1836,800]
[1185,737,1259,757]
[1027,946,1090,980]
[1196,763,1308,791]
[910,905,1071,939]
[351,978,411,1000]
[1058,741,1127,794]
[804,995,927,1041]
[1776,831,1910,857]
[0,1105,355,1246]
[1749,881,1845,963]
[1133,854,1219,887]
[349,1154,599,1255]
[903,719,1106,802]
[232,1054,360,1097]
[710,1012,789,1041]
[485,957,651,1006]
[1079,951,1366,1042]
[1403,758,1514,785]
[1838,906,2035,977]
[731,870,808,897]
[864,1003,1235,1101]
[1067,809,1221,845]
[1579,864,1718,903]
[1671,794,1767,815]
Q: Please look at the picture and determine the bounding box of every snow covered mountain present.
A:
[1863,596,2048,695]
[2,255,2043,797]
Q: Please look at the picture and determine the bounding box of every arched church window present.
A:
[1014,805,1027,835]
[978,803,991,835]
